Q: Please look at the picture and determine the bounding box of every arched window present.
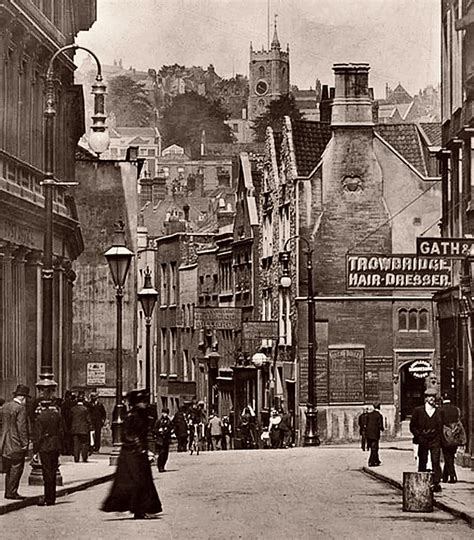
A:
[419,309,428,331]
[259,66,265,77]
[408,309,418,331]
[398,309,408,331]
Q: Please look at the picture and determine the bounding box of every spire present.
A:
[271,14,280,49]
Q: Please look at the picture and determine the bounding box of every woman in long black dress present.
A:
[102,389,162,519]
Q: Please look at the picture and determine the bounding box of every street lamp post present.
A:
[105,221,134,466]
[280,236,320,446]
[138,267,159,394]
[30,44,109,485]
[38,44,109,392]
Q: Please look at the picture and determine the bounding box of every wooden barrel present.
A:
[402,472,433,512]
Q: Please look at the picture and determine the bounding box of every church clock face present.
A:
[255,80,268,96]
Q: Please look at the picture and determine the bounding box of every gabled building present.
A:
[260,63,443,443]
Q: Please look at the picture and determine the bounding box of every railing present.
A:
[0,150,69,217]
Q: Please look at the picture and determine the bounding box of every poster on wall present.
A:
[328,346,364,403]
[87,362,106,386]
[364,357,393,404]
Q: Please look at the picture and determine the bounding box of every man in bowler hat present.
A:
[33,399,64,506]
[0,384,30,499]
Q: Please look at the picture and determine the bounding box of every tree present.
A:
[107,75,154,127]
[160,91,234,157]
[252,93,302,142]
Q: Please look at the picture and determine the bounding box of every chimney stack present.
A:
[331,63,373,127]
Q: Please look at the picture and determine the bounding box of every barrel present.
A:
[402,472,433,512]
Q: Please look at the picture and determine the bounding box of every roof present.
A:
[290,120,332,176]
[285,120,432,179]
[294,89,318,99]
[374,124,428,176]
[418,123,442,147]
[110,126,159,139]
[383,83,412,104]
[206,142,265,157]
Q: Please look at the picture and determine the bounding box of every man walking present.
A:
[70,393,92,463]
[439,393,463,484]
[410,387,443,492]
[358,407,369,451]
[0,384,30,500]
[33,400,64,506]
[89,393,106,453]
[172,406,189,453]
[366,403,384,467]
[153,408,172,472]
[207,411,223,450]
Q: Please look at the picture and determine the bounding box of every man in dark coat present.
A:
[70,394,92,463]
[88,393,107,453]
[439,394,462,484]
[102,389,162,519]
[60,391,76,455]
[0,384,30,499]
[153,408,173,472]
[358,408,369,451]
[410,387,443,492]
[366,403,384,467]
[172,407,189,453]
[33,400,64,506]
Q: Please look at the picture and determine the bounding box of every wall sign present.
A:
[242,321,278,340]
[328,346,364,403]
[364,357,393,404]
[87,362,106,385]
[346,254,452,289]
[408,360,433,379]
[194,307,241,330]
[416,237,474,258]
[299,350,329,405]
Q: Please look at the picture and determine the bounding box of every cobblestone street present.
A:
[3,446,472,539]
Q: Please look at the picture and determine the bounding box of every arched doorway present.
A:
[399,360,431,419]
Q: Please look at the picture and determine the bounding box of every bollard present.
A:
[402,472,433,512]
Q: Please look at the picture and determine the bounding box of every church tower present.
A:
[248,20,290,121]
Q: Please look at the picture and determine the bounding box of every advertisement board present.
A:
[346,254,452,289]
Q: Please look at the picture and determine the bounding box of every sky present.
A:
[76,0,441,99]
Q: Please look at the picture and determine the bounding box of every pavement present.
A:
[364,439,474,528]
[1,440,473,528]
[0,452,115,515]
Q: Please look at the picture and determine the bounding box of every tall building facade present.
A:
[248,23,290,121]
[0,0,95,397]
[434,0,474,466]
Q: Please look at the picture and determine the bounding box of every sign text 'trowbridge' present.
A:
[346,254,452,289]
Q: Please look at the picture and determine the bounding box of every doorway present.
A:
[399,361,427,419]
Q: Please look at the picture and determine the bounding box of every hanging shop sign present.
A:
[408,360,433,379]
[194,307,241,330]
[416,237,474,259]
[346,254,452,289]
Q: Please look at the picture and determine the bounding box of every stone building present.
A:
[259,63,443,443]
[434,0,474,466]
[72,146,142,426]
[0,0,96,397]
[248,22,290,121]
